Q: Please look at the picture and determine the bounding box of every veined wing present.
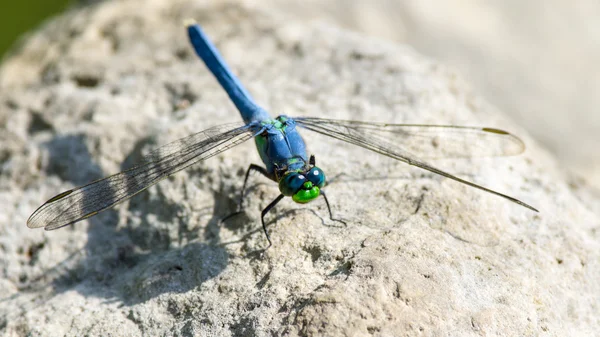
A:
[295,117,525,159]
[294,117,537,212]
[27,122,257,230]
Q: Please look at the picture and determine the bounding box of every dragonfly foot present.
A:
[260,194,284,249]
[320,190,346,227]
[260,224,273,251]
[261,214,273,249]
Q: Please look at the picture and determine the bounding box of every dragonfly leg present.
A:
[260,194,285,248]
[221,164,269,223]
[238,164,270,211]
[321,190,347,226]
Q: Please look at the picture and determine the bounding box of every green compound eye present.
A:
[306,166,325,188]
[279,171,322,203]
[279,172,306,196]
[292,181,320,204]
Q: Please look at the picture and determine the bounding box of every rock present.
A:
[259,0,600,190]
[0,1,597,336]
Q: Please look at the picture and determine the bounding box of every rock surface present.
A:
[0,1,598,336]
[260,0,600,189]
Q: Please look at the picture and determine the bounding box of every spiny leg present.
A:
[221,164,269,223]
[238,164,270,211]
[321,190,347,226]
[260,194,285,248]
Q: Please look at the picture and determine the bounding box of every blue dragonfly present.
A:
[27,22,538,247]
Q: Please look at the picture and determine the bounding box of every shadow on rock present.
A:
[27,134,231,306]
[44,134,104,185]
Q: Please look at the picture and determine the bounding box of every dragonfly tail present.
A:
[186,22,270,124]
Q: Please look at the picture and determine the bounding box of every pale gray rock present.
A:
[0,1,598,336]
[260,0,600,190]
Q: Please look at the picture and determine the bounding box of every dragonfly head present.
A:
[278,157,326,204]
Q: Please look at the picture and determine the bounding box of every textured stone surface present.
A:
[260,0,600,189]
[0,1,598,336]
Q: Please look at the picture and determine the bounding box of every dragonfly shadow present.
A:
[203,175,343,248]
[47,198,228,306]
[44,134,104,185]
[199,180,270,257]
[273,207,345,229]
[28,135,231,306]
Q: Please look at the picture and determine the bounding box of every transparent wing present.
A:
[294,117,537,212]
[27,122,257,230]
[296,117,525,159]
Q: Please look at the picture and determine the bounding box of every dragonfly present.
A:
[27,21,538,247]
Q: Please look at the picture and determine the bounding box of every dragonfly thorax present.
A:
[278,165,326,204]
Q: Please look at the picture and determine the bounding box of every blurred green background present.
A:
[0,0,72,58]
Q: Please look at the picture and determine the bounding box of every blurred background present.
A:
[1,0,599,187]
